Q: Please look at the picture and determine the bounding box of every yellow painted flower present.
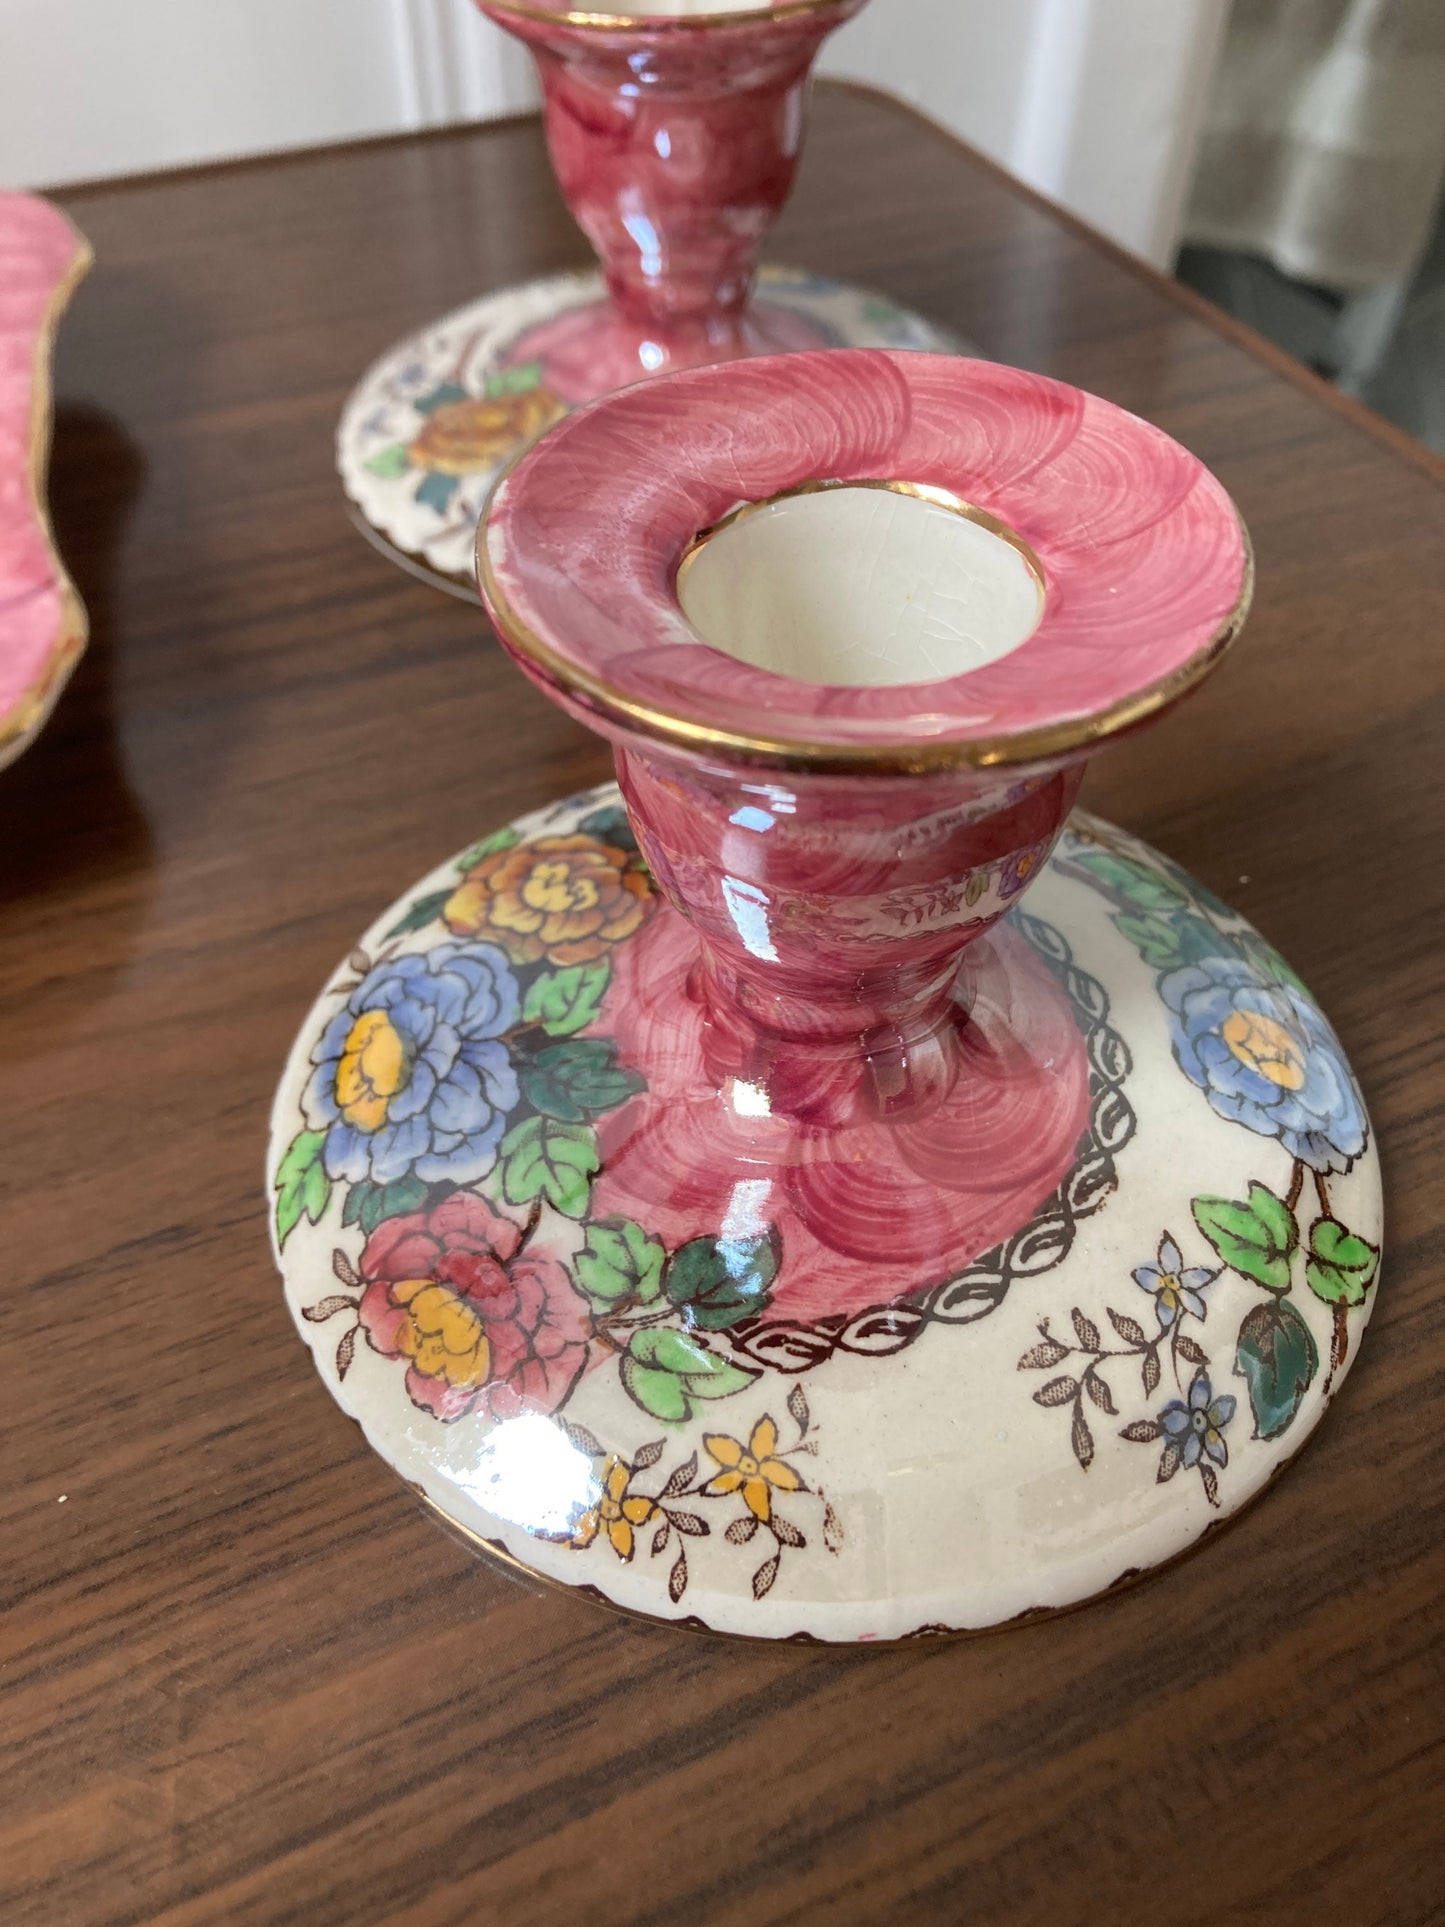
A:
[701,1416,802,1524]
[445,834,651,968]
[408,389,564,476]
[1221,1008,1307,1090]
[570,1455,655,1561]
[334,1008,410,1132]
[388,1275,492,1391]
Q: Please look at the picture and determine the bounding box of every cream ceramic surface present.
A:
[678,485,1044,688]
[269,785,1382,1642]
[337,269,964,594]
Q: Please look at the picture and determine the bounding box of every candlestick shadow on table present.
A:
[278,350,1383,1641]
[337,0,963,597]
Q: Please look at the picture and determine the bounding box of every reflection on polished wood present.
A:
[4,81,1442,1926]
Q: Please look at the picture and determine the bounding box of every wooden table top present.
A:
[7,81,1443,1925]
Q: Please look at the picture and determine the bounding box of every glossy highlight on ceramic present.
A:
[338,0,964,593]
[290,350,1374,1640]
[477,0,865,387]
[270,789,1382,1640]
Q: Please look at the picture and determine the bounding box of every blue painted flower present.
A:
[1160,1370,1236,1470]
[1161,954,1367,1174]
[304,942,520,1188]
[1134,1233,1219,1329]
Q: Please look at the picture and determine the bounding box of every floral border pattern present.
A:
[552,1384,841,1604]
[272,794,1379,1618]
[272,792,1141,1611]
[1027,822,1381,1509]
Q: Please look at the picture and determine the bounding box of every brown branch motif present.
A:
[1018,1231,1233,1509]
[555,1384,840,1605]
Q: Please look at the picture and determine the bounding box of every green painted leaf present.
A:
[630,1327,756,1398]
[575,1218,665,1307]
[619,1359,691,1422]
[522,961,611,1038]
[348,1174,429,1237]
[455,825,520,871]
[620,1327,758,1420]
[1071,848,1191,911]
[1115,910,1235,972]
[861,296,904,325]
[577,804,639,854]
[1305,1218,1380,1307]
[384,888,452,939]
[680,1357,758,1402]
[1162,859,1235,924]
[1230,930,1310,993]
[414,470,460,516]
[484,359,544,397]
[1193,1182,1298,1293]
[275,1129,328,1247]
[413,380,468,415]
[364,441,411,479]
[301,1158,330,1224]
[630,1326,716,1376]
[520,1037,644,1123]
[1235,1297,1319,1439]
[1173,916,1241,968]
[498,1116,598,1217]
[663,1229,780,1331]
[1114,911,1188,970]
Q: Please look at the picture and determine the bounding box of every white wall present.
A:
[0,0,1227,265]
[820,0,1232,265]
[0,0,535,189]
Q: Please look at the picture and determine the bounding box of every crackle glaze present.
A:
[276,351,1379,1638]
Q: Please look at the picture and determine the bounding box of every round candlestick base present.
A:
[269,784,1382,1642]
[337,268,965,597]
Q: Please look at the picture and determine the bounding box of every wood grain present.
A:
[4,82,1442,1925]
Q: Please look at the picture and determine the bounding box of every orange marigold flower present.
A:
[570,1455,656,1561]
[700,1416,803,1525]
[408,389,563,476]
[444,834,651,968]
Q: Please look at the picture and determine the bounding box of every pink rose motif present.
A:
[358,1192,590,1422]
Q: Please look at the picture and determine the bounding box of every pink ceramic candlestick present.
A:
[477,349,1253,1319]
[285,352,1388,1640]
[339,0,962,593]
[616,750,1082,1132]
[478,0,865,396]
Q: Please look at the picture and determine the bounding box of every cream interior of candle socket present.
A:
[678,485,1044,688]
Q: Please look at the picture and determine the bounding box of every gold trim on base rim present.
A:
[412,1426,1321,1647]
